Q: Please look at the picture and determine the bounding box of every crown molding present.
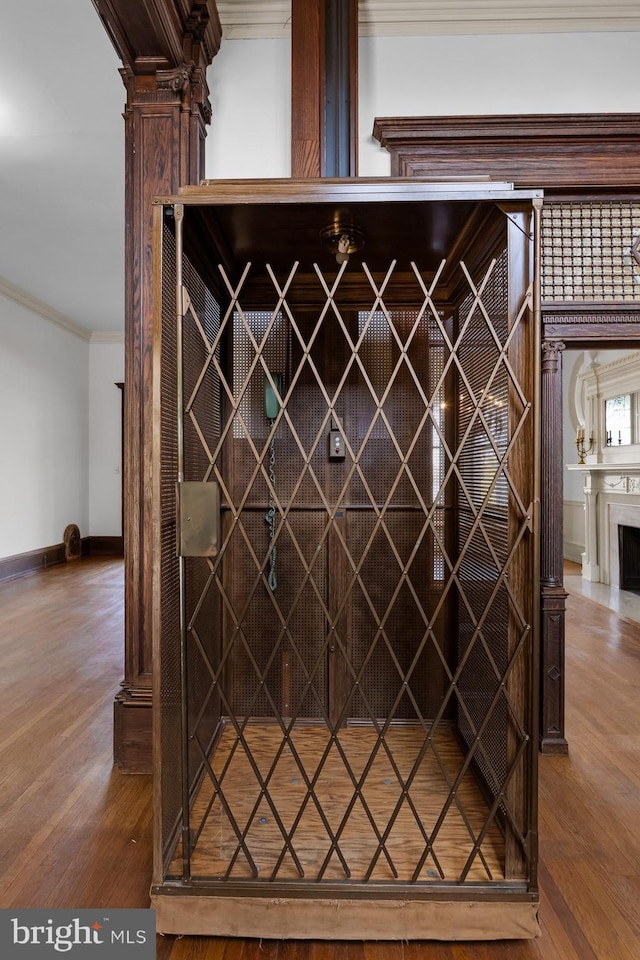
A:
[358,0,640,37]
[217,1,640,39]
[217,1,290,39]
[0,276,91,342]
[90,331,125,344]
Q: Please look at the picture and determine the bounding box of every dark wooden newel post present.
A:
[540,339,569,754]
[93,0,221,772]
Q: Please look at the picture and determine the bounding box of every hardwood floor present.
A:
[1,558,639,958]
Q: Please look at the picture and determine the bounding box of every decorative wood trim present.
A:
[0,543,67,584]
[92,0,221,74]
[540,340,566,588]
[542,304,640,344]
[373,114,640,190]
[539,340,569,754]
[0,538,125,585]
[0,276,91,342]
[540,586,569,755]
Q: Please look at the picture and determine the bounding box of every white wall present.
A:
[89,340,124,537]
[205,31,640,178]
[0,294,89,559]
[207,39,291,179]
[562,350,586,562]
[562,348,640,562]
[359,32,640,175]
[563,350,586,502]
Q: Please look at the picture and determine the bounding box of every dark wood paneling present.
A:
[373,113,640,190]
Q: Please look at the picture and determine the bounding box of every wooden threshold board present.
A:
[170,721,505,884]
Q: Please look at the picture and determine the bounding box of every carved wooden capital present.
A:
[119,60,211,123]
[157,64,193,92]
[541,339,565,375]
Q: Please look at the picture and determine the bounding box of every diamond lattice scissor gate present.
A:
[151,180,542,941]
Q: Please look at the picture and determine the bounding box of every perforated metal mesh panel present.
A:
[542,201,640,301]
[159,225,223,867]
[349,308,449,720]
[458,250,510,796]
[159,226,182,863]
[456,250,510,802]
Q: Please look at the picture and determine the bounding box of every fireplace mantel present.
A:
[567,463,640,583]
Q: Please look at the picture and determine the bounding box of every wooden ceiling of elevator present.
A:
[178,183,509,309]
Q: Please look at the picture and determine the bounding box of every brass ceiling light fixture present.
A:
[321,219,364,265]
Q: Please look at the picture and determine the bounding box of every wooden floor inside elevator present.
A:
[170,723,504,884]
[1,557,639,957]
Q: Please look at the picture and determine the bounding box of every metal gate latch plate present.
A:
[176,481,220,557]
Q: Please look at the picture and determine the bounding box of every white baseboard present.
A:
[563,540,584,564]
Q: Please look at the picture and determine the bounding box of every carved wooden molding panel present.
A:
[373,113,640,190]
[542,305,640,344]
[92,0,221,73]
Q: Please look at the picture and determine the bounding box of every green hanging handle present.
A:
[264,372,282,421]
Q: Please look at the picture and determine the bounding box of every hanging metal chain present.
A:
[265,418,277,591]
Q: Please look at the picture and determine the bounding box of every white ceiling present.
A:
[1,1,638,337]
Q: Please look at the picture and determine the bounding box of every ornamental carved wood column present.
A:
[540,339,569,754]
[93,0,221,772]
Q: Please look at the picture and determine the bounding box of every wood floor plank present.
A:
[177,723,503,885]
[1,559,639,957]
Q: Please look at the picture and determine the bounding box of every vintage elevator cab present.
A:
[150,179,542,940]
